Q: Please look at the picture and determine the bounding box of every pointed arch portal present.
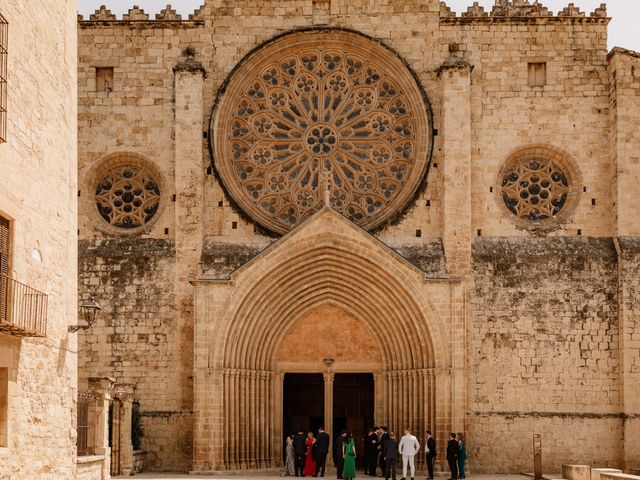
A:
[191,209,466,473]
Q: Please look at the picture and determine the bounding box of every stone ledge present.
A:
[77,455,105,464]
[472,237,617,260]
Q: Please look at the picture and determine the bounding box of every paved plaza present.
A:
[118,475,536,480]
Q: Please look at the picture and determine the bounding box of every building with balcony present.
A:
[0,1,79,478]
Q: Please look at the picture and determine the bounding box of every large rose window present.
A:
[211,29,433,235]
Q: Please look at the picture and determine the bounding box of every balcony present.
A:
[0,273,48,337]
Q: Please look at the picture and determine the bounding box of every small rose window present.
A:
[498,146,581,229]
[90,155,164,235]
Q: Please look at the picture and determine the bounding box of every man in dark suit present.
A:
[334,430,347,479]
[315,427,330,477]
[365,428,378,476]
[382,431,399,480]
[446,433,458,480]
[378,426,389,476]
[425,430,436,480]
[294,429,307,477]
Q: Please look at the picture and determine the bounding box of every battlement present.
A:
[79,1,608,24]
[78,4,204,22]
[440,1,608,22]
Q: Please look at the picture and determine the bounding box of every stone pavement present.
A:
[117,475,533,480]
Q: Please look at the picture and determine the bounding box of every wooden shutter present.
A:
[0,216,8,321]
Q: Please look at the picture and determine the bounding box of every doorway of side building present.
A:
[283,373,325,448]
[333,373,374,468]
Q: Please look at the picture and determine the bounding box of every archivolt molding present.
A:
[206,214,449,372]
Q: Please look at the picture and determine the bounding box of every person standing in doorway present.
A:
[446,433,459,480]
[382,431,399,480]
[425,431,436,480]
[315,427,330,477]
[365,428,378,476]
[378,426,389,476]
[457,433,467,479]
[334,430,347,479]
[398,428,420,480]
[283,433,296,477]
[342,432,357,480]
[304,431,317,477]
[294,429,307,477]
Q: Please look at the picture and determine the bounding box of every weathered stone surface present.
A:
[0,1,78,479]
[74,0,640,475]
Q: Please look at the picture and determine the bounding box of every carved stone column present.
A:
[323,372,334,464]
[439,57,473,276]
[88,376,114,480]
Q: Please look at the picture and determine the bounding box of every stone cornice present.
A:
[440,15,610,26]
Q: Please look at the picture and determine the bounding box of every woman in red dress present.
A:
[303,431,316,476]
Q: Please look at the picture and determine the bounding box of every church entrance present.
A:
[333,373,374,467]
[283,373,325,437]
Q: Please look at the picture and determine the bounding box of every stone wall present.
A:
[470,238,622,472]
[618,238,640,469]
[0,1,78,479]
[76,0,639,473]
[77,239,192,471]
[76,456,105,480]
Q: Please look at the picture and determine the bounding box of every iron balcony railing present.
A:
[0,273,48,337]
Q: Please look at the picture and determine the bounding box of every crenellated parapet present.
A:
[440,0,608,23]
[156,5,181,21]
[189,5,205,21]
[78,3,204,24]
[88,5,116,21]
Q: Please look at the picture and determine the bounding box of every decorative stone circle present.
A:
[211,29,433,235]
[498,145,582,229]
[90,153,164,236]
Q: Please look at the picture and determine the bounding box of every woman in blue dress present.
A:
[457,432,467,479]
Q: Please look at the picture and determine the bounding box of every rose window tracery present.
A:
[501,157,570,221]
[497,146,582,229]
[211,30,433,235]
[94,161,161,231]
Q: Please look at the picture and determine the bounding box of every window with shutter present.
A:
[0,216,9,321]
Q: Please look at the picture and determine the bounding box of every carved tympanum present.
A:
[211,29,432,234]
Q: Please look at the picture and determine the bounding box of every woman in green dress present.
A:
[342,432,357,480]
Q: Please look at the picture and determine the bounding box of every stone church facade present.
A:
[76,0,640,474]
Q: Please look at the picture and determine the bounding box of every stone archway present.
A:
[191,209,463,473]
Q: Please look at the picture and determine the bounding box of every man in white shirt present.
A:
[398,428,420,480]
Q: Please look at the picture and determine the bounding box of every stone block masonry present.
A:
[75,0,640,474]
[0,1,78,479]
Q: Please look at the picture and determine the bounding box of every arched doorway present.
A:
[277,304,382,466]
[191,209,458,473]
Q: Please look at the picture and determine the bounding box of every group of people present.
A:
[282,427,356,479]
[282,427,467,480]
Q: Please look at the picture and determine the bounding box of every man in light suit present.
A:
[398,428,420,480]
